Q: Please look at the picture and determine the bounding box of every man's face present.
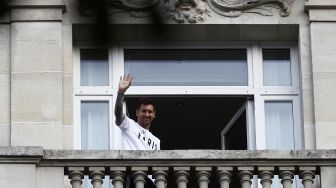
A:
[136,104,156,129]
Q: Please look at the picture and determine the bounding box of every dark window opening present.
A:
[224,110,247,150]
[126,96,250,150]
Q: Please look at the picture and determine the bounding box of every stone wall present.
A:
[305,0,336,149]
[0,19,10,146]
[0,0,65,149]
[0,0,335,151]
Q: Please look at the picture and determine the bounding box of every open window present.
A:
[74,44,301,152]
[125,96,254,150]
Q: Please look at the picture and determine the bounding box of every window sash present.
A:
[73,43,301,151]
[262,49,292,86]
[73,96,114,150]
[254,95,302,150]
[124,49,248,86]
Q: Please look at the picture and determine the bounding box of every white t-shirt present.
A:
[119,116,160,150]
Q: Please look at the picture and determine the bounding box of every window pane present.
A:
[80,49,109,86]
[263,49,291,86]
[125,49,248,86]
[81,101,109,149]
[265,101,294,150]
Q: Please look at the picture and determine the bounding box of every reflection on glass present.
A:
[125,49,248,86]
[263,49,291,86]
[80,49,109,86]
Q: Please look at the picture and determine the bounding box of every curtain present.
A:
[81,101,109,149]
[265,101,294,149]
[263,59,291,86]
[81,60,109,86]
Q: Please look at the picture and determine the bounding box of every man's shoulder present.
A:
[120,116,135,129]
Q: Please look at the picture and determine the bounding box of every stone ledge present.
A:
[0,146,43,156]
[9,0,65,12]
[0,146,43,164]
[305,1,336,12]
[44,149,336,160]
[40,150,336,167]
[11,8,63,21]
[304,1,336,21]
[2,148,336,166]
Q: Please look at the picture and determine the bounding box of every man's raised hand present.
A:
[118,74,133,94]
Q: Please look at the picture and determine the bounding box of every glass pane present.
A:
[263,49,291,86]
[80,49,109,86]
[265,101,294,150]
[125,49,248,86]
[81,101,109,149]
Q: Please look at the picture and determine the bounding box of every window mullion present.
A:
[254,94,267,149]
[251,42,263,89]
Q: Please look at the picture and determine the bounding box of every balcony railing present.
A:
[1,147,336,188]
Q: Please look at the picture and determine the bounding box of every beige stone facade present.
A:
[1,0,336,187]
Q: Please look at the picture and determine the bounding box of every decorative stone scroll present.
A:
[78,0,159,17]
[78,0,292,22]
[161,0,211,23]
[79,0,210,22]
[207,0,293,17]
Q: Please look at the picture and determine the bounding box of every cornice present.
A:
[9,0,66,12]
[0,146,43,164]
[305,0,336,21]
[305,1,336,12]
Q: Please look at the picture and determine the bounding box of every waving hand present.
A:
[118,74,133,94]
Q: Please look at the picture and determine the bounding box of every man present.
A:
[114,74,160,150]
[114,74,159,188]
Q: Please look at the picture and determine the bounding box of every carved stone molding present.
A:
[161,0,211,23]
[208,0,293,17]
[78,0,293,22]
[78,0,210,23]
[78,0,159,17]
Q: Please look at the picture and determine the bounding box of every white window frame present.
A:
[254,95,303,149]
[73,47,116,95]
[73,46,123,149]
[252,42,302,150]
[73,94,114,149]
[121,42,254,96]
[252,42,300,93]
[73,42,303,150]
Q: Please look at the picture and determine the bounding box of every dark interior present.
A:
[224,110,247,150]
[125,96,248,150]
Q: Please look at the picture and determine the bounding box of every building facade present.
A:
[1,0,336,188]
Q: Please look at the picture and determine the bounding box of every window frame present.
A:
[73,42,302,150]
[73,95,114,149]
[120,42,254,96]
[253,42,300,91]
[73,47,118,95]
[254,95,303,150]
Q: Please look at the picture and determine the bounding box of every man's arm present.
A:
[114,74,133,126]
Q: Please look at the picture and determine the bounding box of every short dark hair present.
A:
[137,97,155,111]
